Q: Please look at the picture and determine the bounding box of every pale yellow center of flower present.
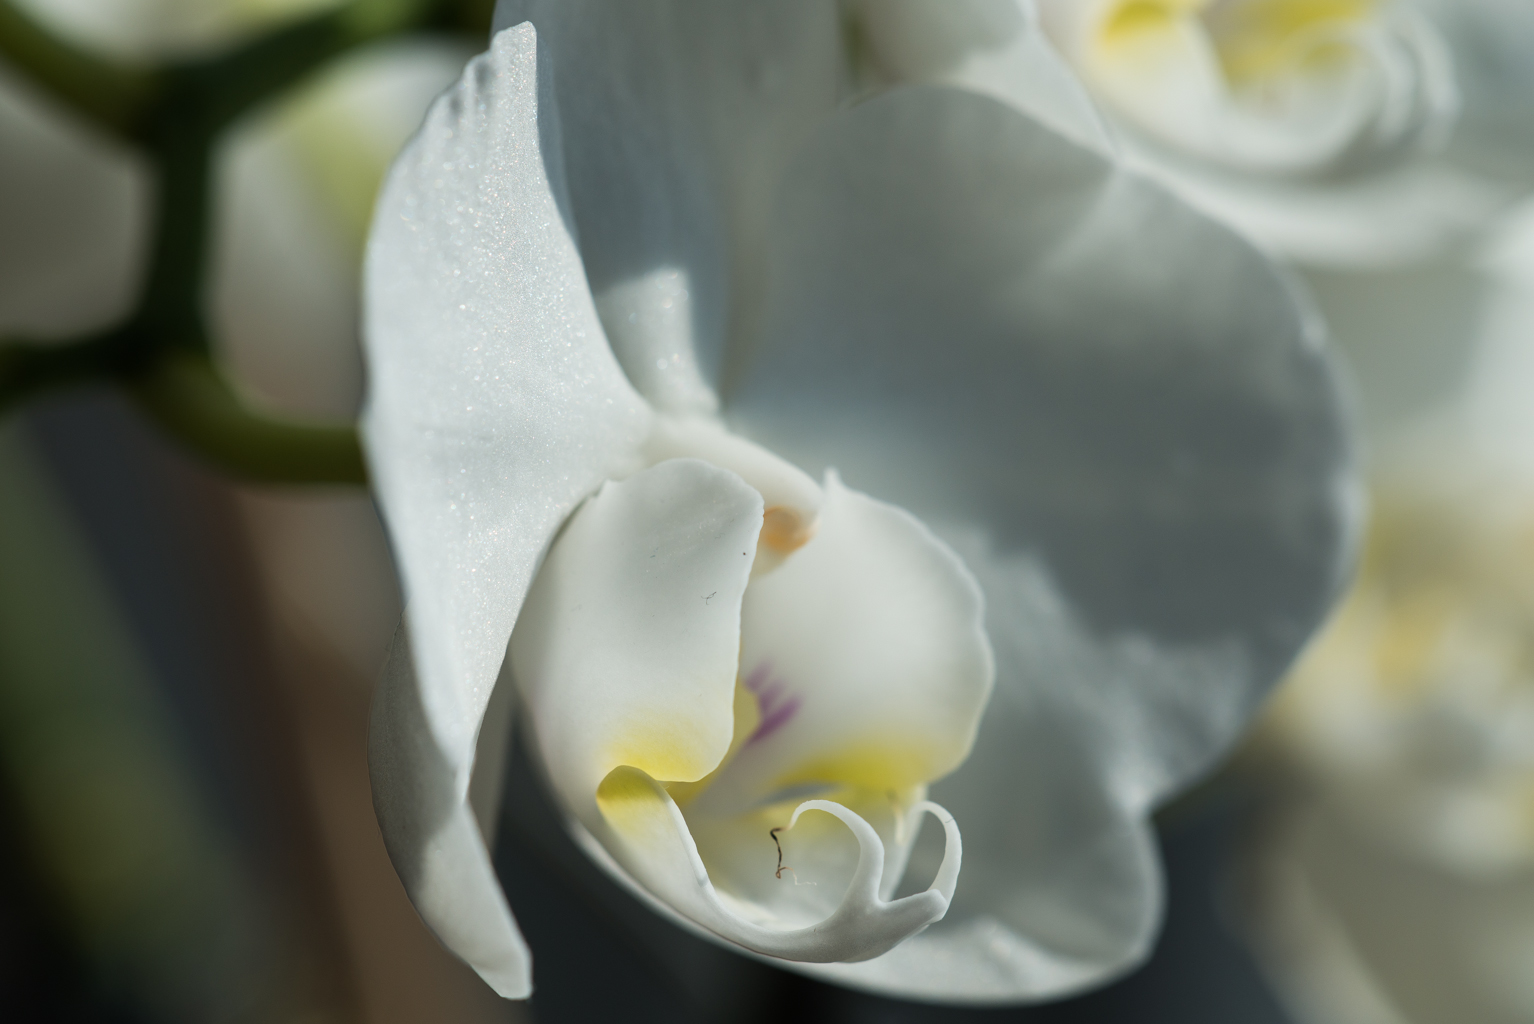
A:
[1268,490,1534,864]
[1095,0,1377,84]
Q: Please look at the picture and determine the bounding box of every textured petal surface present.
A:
[370,627,531,997]
[363,25,651,787]
[509,458,763,817]
[725,85,1359,1000]
[491,0,844,413]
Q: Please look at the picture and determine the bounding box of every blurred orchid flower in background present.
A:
[11,0,343,61]
[364,0,1359,1005]
[1030,4,1534,1024]
[1038,0,1534,265]
[1254,482,1534,1024]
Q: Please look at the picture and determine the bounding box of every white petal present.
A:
[491,0,845,413]
[509,458,763,816]
[696,474,994,813]
[591,768,961,963]
[639,415,823,570]
[363,24,651,784]
[848,0,1114,153]
[726,85,1359,999]
[369,626,531,998]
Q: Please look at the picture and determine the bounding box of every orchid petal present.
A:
[509,458,763,817]
[369,627,531,998]
[490,0,844,413]
[640,415,823,571]
[364,23,651,795]
[847,0,1113,153]
[696,473,993,814]
[726,84,1358,999]
[591,768,961,964]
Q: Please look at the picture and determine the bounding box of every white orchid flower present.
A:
[363,2,1359,1005]
[1038,0,1534,267]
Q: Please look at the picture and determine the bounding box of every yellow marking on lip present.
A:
[774,740,940,794]
[1092,0,1210,74]
[595,765,675,849]
[1204,0,1376,83]
[667,681,761,808]
[1100,0,1207,42]
[1094,0,1376,84]
[605,713,722,787]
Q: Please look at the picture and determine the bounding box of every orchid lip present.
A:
[507,453,992,966]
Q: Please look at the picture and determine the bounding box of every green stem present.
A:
[0,0,498,485]
[0,1,156,137]
[128,353,368,486]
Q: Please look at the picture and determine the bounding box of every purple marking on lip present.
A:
[748,696,802,746]
[744,662,773,694]
[742,660,802,746]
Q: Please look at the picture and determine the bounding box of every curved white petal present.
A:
[697,474,994,813]
[369,627,531,998]
[725,84,1359,1000]
[510,458,763,815]
[846,0,1114,153]
[363,25,651,787]
[639,415,823,551]
[593,768,962,963]
[490,0,845,413]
